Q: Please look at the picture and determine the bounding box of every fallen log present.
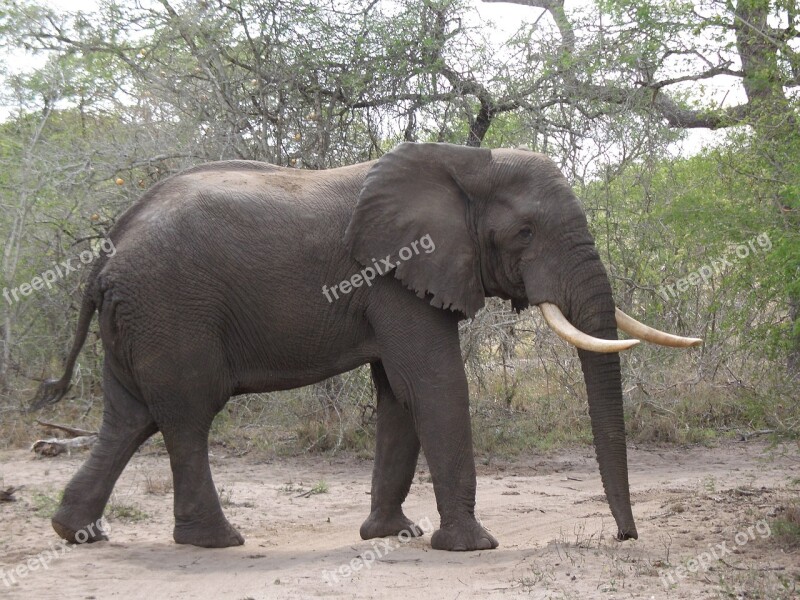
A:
[31,435,98,457]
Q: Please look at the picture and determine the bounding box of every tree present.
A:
[0,0,796,412]
[482,0,798,374]
[481,0,798,127]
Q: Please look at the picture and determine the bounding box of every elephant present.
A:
[32,142,701,551]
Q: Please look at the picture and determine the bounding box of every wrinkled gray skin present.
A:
[36,143,638,550]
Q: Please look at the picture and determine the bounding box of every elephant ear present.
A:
[344,142,491,318]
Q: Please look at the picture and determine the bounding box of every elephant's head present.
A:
[345,142,701,541]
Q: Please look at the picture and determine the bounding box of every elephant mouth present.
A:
[537,302,703,353]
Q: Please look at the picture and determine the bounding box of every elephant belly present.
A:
[229,342,379,394]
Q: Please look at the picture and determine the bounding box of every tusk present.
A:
[615,308,703,348]
[539,303,640,353]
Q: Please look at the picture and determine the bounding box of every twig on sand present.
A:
[719,558,785,572]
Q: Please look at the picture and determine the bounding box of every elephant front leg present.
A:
[414,387,499,552]
[360,361,423,540]
[373,308,498,551]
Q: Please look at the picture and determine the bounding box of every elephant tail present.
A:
[28,276,99,412]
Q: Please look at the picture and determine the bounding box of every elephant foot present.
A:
[173,513,244,548]
[360,509,423,540]
[52,509,109,544]
[431,519,498,551]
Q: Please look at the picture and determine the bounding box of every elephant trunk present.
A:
[577,346,637,539]
[523,243,638,540]
[565,255,638,540]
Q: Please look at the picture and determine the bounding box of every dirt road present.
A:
[1,441,797,599]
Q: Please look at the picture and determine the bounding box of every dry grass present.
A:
[143,474,173,496]
[1,322,797,461]
[773,498,800,549]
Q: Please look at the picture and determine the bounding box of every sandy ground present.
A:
[0,441,798,599]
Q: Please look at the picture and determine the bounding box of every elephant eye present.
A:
[518,227,533,242]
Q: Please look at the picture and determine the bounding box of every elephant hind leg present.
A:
[152,398,243,548]
[360,361,424,541]
[52,363,157,543]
